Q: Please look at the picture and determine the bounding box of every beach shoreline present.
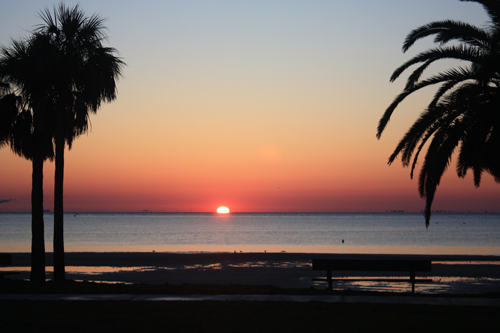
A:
[3,252,500,294]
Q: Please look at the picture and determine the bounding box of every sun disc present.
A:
[217,206,230,214]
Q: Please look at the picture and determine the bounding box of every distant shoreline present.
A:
[8,252,500,266]
[1,211,499,214]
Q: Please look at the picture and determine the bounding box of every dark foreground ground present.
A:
[1,298,499,333]
[2,252,500,332]
[1,280,500,333]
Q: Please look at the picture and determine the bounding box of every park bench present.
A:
[312,258,432,293]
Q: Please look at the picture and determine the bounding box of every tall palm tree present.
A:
[35,4,124,282]
[377,0,500,227]
[0,38,55,282]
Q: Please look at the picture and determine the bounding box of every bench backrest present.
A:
[0,254,12,265]
[312,259,431,272]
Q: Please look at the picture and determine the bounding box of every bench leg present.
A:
[410,271,415,294]
[327,269,332,290]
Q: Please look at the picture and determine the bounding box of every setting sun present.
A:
[216,206,230,214]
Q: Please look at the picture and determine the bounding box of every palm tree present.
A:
[377,0,500,226]
[0,38,56,282]
[35,4,124,282]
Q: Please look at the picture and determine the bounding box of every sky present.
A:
[1,0,499,214]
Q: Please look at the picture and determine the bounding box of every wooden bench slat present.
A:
[312,259,432,272]
[0,254,12,265]
[312,278,433,283]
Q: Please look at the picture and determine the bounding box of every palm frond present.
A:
[388,107,442,166]
[390,45,482,82]
[404,60,434,90]
[409,104,463,179]
[427,79,465,108]
[378,67,476,139]
[419,123,463,226]
[403,20,490,52]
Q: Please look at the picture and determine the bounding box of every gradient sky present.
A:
[1,0,499,213]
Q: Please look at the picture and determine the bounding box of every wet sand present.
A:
[8,252,500,294]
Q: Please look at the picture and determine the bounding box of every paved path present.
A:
[1,294,499,307]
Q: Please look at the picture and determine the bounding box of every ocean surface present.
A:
[0,212,499,255]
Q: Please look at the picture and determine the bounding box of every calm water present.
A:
[0,212,499,255]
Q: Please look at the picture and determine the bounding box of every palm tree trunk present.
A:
[53,116,65,283]
[30,136,45,283]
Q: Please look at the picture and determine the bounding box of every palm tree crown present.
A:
[35,4,124,146]
[0,39,56,162]
[377,0,500,226]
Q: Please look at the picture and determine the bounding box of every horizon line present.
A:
[0,210,496,214]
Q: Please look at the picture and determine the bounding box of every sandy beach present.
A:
[5,252,500,294]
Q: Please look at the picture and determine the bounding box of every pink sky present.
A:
[1,0,498,213]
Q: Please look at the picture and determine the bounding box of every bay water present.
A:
[1,212,499,255]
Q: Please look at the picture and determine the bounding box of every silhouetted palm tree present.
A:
[377,0,500,226]
[0,38,55,282]
[35,4,124,281]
